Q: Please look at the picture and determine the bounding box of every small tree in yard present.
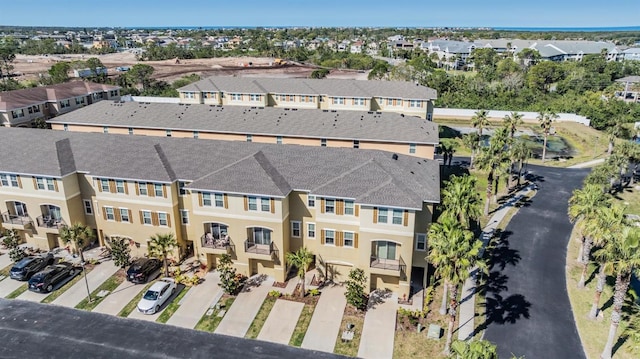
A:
[286,247,314,297]
[148,233,177,277]
[108,236,131,268]
[60,223,95,263]
[2,229,26,262]
[345,268,368,310]
[218,254,244,295]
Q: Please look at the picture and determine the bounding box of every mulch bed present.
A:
[344,304,366,319]
[272,281,287,288]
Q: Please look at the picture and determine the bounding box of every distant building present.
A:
[622,48,640,61]
[615,75,640,103]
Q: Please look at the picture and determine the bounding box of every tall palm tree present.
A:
[503,112,523,189]
[598,226,640,359]
[439,139,457,167]
[462,132,480,169]
[510,139,531,187]
[537,111,558,163]
[440,174,482,229]
[148,233,177,277]
[475,129,510,216]
[616,141,640,185]
[568,184,611,269]
[428,214,486,355]
[285,247,314,297]
[606,122,624,156]
[60,223,95,263]
[471,109,490,147]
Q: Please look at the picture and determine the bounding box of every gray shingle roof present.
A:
[0,128,439,209]
[0,81,120,111]
[48,101,438,144]
[178,76,437,100]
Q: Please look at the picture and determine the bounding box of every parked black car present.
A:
[126,258,161,284]
[28,263,80,293]
[9,254,55,281]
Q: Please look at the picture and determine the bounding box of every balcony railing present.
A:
[201,234,235,252]
[36,216,66,229]
[244,240,278,258]
[1,212,32,226]
[370,255,407,274]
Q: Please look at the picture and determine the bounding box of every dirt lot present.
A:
[12,52,368,83]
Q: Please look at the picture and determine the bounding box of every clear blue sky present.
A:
[2,0,639,28]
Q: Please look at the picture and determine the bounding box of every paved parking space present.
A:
[301,284,346,353]
[93,280,147,316]
[15,287,47,302]
[257,299,304,345]
[215,275,275,338]
[128,284,186,322]
[51,260,119,308]
[0,252,12,271]
[166,271,222,329]
[358,292,397,359]
[0,278,25,298]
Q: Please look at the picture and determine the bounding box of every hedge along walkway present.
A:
[257,299,305,345]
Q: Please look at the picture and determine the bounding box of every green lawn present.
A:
[289,301,317,346]
[6,284,27,299]
[195,295,236,332]
[75,269,125,311]
[334,306,365,357]
[118,282,154,317]
[157,286,190,323]
[42,265,94,304]
[617,187,640,216]
[245,296,277,339]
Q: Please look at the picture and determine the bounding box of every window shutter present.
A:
[373,207,378,223]
[162,184,167,198]
[108,179,116,193]
[355,204,359,217]
[16,176,22,188]
[166,213,171,228]
[115,209,121,222]
[198,192,203,206]
[128,209,133,223]
[102,207,107,220]
[147,183,154,197]
[96,178,102,192]
[124,181,129,194]
[139,210,143,224]
[337,231,343,247]
[224,194,228,209]
[336,200,344,215]
[151,212,159,226]
[270,198,275,214]
[320,198,325,213]
[135,182,139,195]
[243,196,248,211]
[320,229,325,245]
[32,177,37,189]
[354,233,359,248]
[403,210,409,227]
[54,179,59,192]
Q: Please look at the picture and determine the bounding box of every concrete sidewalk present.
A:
[358,291,398,359]
[166,271,222,329]
[457,184,536,341]
[567,158,605,169]
[301,284,346,353]
[257,299,304,345]
[51,260,119,308]
[93,280,147,316]
[215,275,274,338]
[0,252,12,272]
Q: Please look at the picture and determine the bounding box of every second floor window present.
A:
[105,207,115,221]
[291,221,301,238]
[324,230,335,245]
[142,211,152,225]
[307,223,315,238]
[158,212,168,226]
[324,199,335,214]
[120,208,130,222]
[344,232,354,247]
[308,195,315,207]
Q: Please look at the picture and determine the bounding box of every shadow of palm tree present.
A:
[367,289,393,310]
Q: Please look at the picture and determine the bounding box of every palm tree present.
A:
[598,226,640,359]
[462,132,480,169]
[510,139,531,187]
[59,223,95,263]
[285,247,314,297]
[439,139,457,167]
[440,174,482,229]
[428,214,486,355]
[475,129,510,216]
[616,141,640,185]
[537,111,558,162]
[568,184,611,270]
[148,233,177,277]
[606,153,629,190]
[606,122,625,156]
[471,109,490,147]
[503,112,523,189]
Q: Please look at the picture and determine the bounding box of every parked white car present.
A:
[137,277,176,314]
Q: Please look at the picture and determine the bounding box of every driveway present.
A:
[215,274,274,337]
[483,165,589,358]
[302,284,346,353]
[166,271,222,329]
[51,260,119,308]
[93,280,148,316]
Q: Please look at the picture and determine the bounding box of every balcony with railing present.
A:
[201,233,235,253]
[244,240,278,259]
[370,255,407,275]
[1,212,33,228]
[36,216,66,231]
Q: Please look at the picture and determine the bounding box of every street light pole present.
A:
[81,259,92,303]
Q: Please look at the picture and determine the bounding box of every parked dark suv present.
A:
[9,254,55,281]
[28,263,79,293]
[126,258,161,284]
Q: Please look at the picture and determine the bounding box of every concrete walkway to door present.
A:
[301,284,346,353]
[358,290,398,359]
[215,274,274,337]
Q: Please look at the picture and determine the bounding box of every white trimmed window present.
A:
[83,200,93,215]
[128,127,133,135]
[246,134,252,142]
[100,179,109,192]
[409,100,421,108]
[344,232,354,247]
[377,208,389,223]
[248,196,258,211]
[0,174,19,187]
[320,139,327,147]
[324,229,335,245]
[180,210,189,225]
[307,195,315,207]
[193,131,199,139]
[36,177,55,191]
[115,180,125,194]
[154,183,163,197]
[202,193,212,206]
[324,199,335,214]
[353,98,365,106]
[178,181,187,196]
[291,221,301,238]
[415,233,427,251]
[105,207,115,221]
[409,144,416,154]
[142,210,152,225]
[120,208,130,223]
[214,193,224,207]
[345,201,355,215]
[392,209,403,225]
[250,94,260,101]
[138,182,148,196]
[260,197,271,212]
[276,136,283,144]
[332,97,345,105]
[158,212,168,226]
[307,223,316,239]
[231,93,242,101]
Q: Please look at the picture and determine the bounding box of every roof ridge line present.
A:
[191,152,257,182]
[311,158,375,193]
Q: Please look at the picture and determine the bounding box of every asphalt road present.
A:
[0,299,345,359]
[483,164,590,358]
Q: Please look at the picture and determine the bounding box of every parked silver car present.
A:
[137,278,176,314]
